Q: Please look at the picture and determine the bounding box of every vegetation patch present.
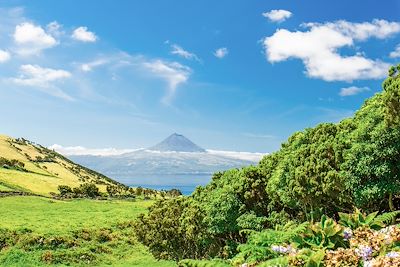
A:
[0,196,175,266]
[133,66,400,266]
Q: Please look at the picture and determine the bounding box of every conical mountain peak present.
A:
[148,133,206,152]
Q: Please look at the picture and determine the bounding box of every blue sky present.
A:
[0,0,399,153]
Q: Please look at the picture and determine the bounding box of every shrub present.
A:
[57,185,73,196]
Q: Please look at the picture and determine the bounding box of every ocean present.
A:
[117,173,212,196]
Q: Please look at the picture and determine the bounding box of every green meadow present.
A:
[0,196,176,267]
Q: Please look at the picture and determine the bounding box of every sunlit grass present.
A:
[0,196,175,267]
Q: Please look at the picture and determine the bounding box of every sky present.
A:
[0,0,399,153]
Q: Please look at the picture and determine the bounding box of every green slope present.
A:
[0,135,125,196]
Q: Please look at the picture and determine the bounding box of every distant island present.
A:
[62,133,265,194]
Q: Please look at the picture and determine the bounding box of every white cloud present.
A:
[142,59,191,104]
[80,59,108,72]
[49,144,137,156]
[305,19,400,40]
[46,21,63,37]
[339,86,370,96]
[11,64,72,100]
[72,26,98,42]
[207,149,266,162]
[170,44,200,61]
[263,19,400,81]
[49,143,266,161]
[262,9,292,23]
[390,44,400,58]
[13,22,57,55]
[214,47,229,58]
[0,50,10,63]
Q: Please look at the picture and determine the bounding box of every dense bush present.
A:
[57,183,100,198]
[134,198,218,260]
[133,65,400,265]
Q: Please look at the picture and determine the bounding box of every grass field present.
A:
[0,196,176,267]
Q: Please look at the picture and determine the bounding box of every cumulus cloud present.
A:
[170,44,200,61]
[142,59,191,104]
[214,47,229,58]
[49,144,137,156]
[339,86,370,96]
[13,22,57,55]
[11,64,72,100]
[263,19,400,81]
[0,50,11,63]
[390,44,400,58]
[72,26,98,42]
[262,9,292,23]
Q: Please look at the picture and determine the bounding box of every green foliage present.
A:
[61,183,101,198]
[338,208,400,230]
[373,210,400,226]
[293,215,345,250]
[134,66,400,265]
[269,123,348,218]
[341,67,400,212]
[234,222,308,264]
[236,212,267,231]
[57,185,73,196]
[257,256,289,267]
[293,249,325,267]
[383,63,400,125]
[134,198,216,261]
[165,188,183,197]
[202,187,242,235]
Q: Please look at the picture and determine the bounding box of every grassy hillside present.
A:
[0,135,125,196]
[0,196,175,266]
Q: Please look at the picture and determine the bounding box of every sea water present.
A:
[117,173,212,196]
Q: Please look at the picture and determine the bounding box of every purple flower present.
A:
[386,251,400,258]
[343,228,353,241]
[271,245,295,254]
[355,245,373,261]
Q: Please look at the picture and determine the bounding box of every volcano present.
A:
[148,133,206,152]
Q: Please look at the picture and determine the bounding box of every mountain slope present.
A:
[0,135,124,196]
[149,133,206,152]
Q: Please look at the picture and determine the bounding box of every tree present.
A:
[166,188,182,197]
[134,198,215,260]
[136,186,143,196]
[78,183,100,198]
[57,185,73,196]
[268,124,349,220]
[106,185,118,197]
[343,67,400,212]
